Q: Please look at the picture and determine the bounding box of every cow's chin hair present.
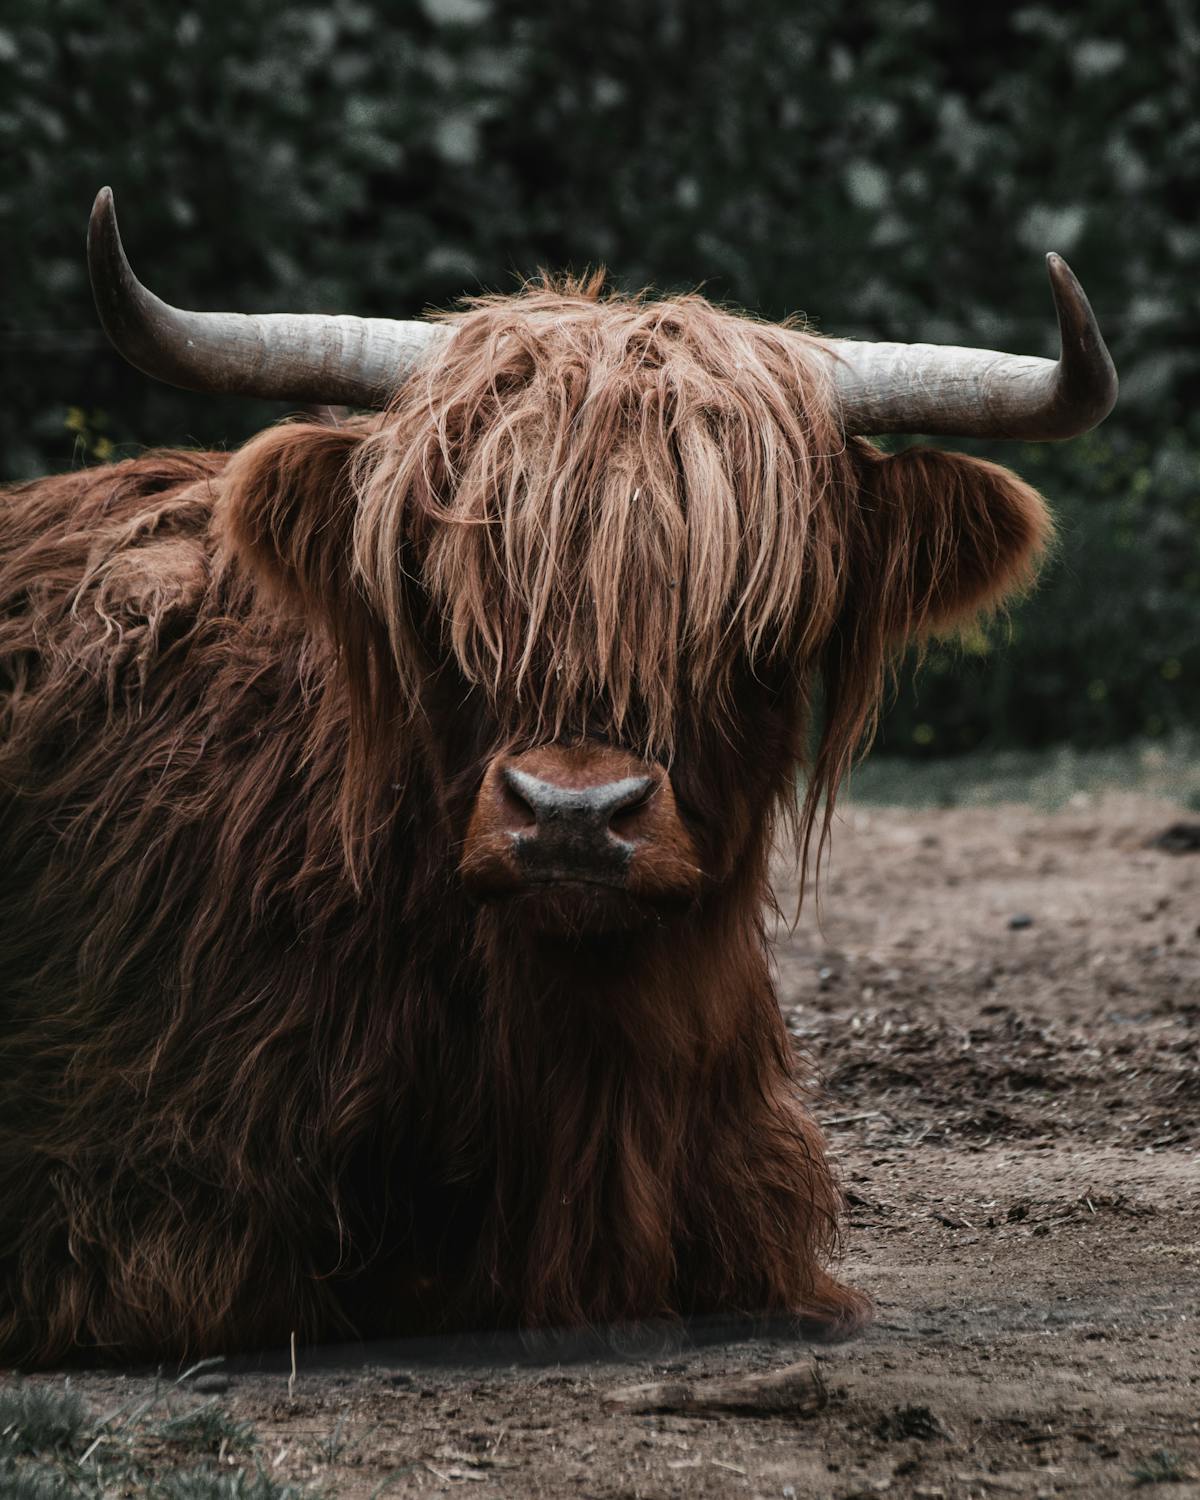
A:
[481,880,684,944]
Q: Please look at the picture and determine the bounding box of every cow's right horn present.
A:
[88,188,449,408]
[821,254,1117,441]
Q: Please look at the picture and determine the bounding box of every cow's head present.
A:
[88,190,1116,945]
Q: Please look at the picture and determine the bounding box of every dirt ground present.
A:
[15,793,1200,1498]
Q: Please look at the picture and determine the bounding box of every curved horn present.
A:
[822,255,1117,440]
[88,187,448,407]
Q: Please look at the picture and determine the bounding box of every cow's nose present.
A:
[503,767,653,837]
[501,766,655,876]
[460,742,702,910]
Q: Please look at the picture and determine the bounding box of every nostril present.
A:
[606,778,656,843]
[498,767,538,830]
[608,793,653,843]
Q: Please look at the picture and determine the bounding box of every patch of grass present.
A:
[307,1412,351,1465]
[0,1459,79,1499]
[0,1371,320,1500]
[146,1467,308,1499]
[1130,1448,1194,1485]
[0,1382,87,1456]
[154,1401,258,1456]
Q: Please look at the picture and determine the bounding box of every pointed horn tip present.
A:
[1044,251,1090,306]
[1045,251,1071,289]
[88,188,123,271]
[88,185,157,369]
[1044,252,1118,424]
[89,186,115,232]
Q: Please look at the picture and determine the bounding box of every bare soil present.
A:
[15,794,1200,1498]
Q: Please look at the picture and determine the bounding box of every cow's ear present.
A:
[218,421,366,622]
[219,420,413,882]
[850,443,1054,636]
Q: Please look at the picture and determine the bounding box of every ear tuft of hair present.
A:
[218,421,365,622]
[853,444,1055,638]
[798,442,1053,881]
[219,419,410,888]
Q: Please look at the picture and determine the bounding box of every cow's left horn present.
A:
[821,254,1117,440]
[88,188,449,407]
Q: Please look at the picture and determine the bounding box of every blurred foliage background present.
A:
[0,0,1196,754]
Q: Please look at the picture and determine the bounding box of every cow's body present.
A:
[2,279,1059,1365]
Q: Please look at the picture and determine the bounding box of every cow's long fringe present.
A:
[354,277,848,752]
[0,279,1049,1363]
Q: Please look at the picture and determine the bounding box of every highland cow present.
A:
[0,190,1116,1366]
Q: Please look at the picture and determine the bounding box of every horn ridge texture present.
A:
[820,252,1117,440]
[88,187,447,408]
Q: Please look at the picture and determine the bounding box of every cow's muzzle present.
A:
[459,744,704,925]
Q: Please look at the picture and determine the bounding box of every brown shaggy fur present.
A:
[0,279,1051,1365]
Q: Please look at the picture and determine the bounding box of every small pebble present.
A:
[193,1372,231,1394]
[1008,913,1034,930]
